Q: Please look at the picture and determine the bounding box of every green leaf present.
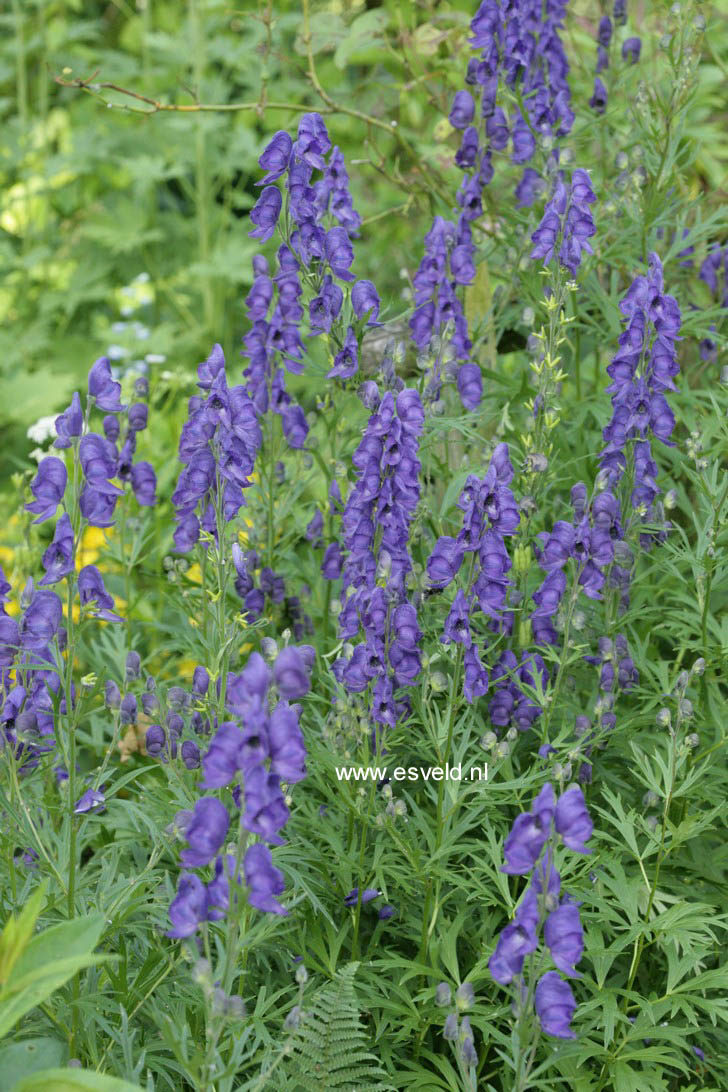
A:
[0,915,107,1040]
[334,11,389,70]
[0,887,46,988]
[0,1038,65,1091]
[12,1069,144,1092]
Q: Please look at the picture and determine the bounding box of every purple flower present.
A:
[427,537,464,589]
[181,741,201,769]
[306,509,323,547]
[130,461,157,506]
[325,227,355,282]
[78,565,121,622]
[201,722,247,788]
[294,112,331,170]
[244,842,288,914]
[54,393,83,449]
[26,457,67,524]
[249,186,283,242]
[128,403,148,432]
[167,873,208,938]
[328,326,359,380]
[598,15,613,47]
[88,357,124,412]
[74,788,105,814]
[622,37,641,64]
[273,646,311,700]
[179,797,230,868]
[534,972,577,1038]
[257,131,293,184]
[20,590,62,650]
[457,363,482,410]
[242,766,289,844]
[589,77,608,114]
[40,514,75,585]
[544,903,584,976]
[145,724,166,758]
[344,887,380,906]
[268,701,306,783]
[502,784,556,875]
[449,90,475,129]
[351,280,381,324]
[489,901,539,984]
[281,404,308,449]
[555,786,593,853]
[321,542,343,579]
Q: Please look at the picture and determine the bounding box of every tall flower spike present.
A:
[490,783,591,1041]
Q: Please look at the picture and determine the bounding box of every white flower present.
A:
[26,415,57,444]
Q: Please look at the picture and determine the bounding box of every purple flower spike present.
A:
[534,972,577,1039]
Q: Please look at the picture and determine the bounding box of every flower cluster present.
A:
[437,981,478,1068]
[530,168,597,277]
[700,244,728,308]
[599,252,681,523]
[172,344,261,553]
[427,443,519,703]
[333,387,424,729]
[589,1,640,112]
[409,216,480,411]
[0,581,64,772]
[245,113,380,419]
[489,782,593,1039]
[462,0,573,208]
[168,645,312,936]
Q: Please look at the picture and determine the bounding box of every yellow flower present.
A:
[186,563,202,585]
[76,526,111,570]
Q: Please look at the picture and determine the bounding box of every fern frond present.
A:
[281,962,393,1092]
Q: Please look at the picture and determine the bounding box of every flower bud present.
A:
[435,982,452,1007]
[455,983,474,1011]
[656,708,671,728]
[125,651,141,680]
[295,964,309,985]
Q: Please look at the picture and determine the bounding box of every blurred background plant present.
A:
[2,0,724,489]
